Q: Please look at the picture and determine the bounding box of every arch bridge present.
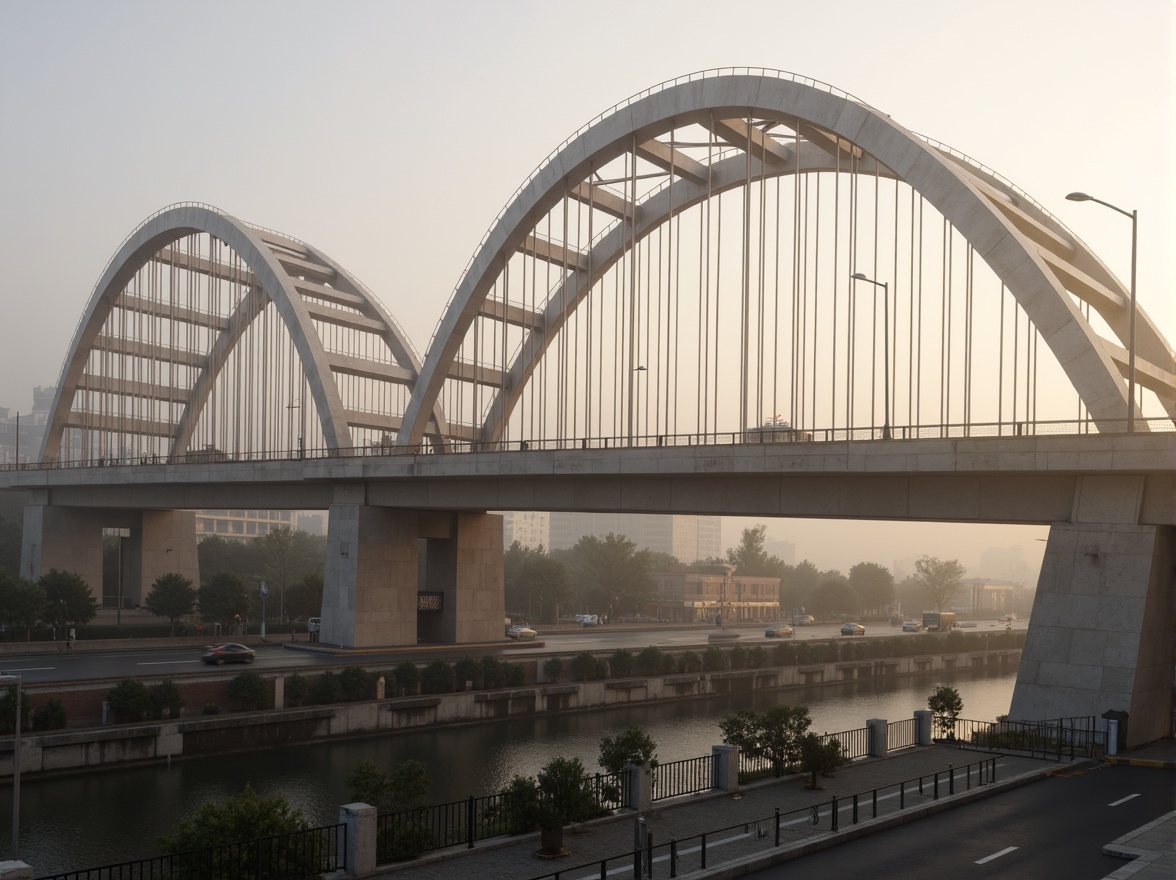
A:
[8,70,1174,744]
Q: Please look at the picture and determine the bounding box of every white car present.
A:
[902,620,922,632]
[506,625,537,640]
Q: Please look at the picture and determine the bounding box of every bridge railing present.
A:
[4,417,1170,473]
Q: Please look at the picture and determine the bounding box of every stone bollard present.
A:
[866,718,888,758]
[273,675,285,710]
[376,676,385,701]
[624,761,653,812]
[914,710,933,746]
[339,802,377,876]
[712,744,740,792]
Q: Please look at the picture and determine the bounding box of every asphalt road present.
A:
[0,619,1028,684]
[747,763,1175,879]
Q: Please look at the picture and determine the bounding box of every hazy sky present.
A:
[1,0,1170,577]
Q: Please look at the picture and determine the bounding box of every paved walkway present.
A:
[368,744,1065,880]
[1098,739,1176,880]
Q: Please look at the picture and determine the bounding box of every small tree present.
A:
[571,651,599,681]
[542,657,564,683]
[393,662,419,696]
[635,647,664,676]
[32,698,67,731]
[598,725,658,774]
[228,671,269,711]
[310,671,340,704]
[609,648,634,677]
[719,705,812,775]
[338,666,374,701]
[149,679,185,719]
[40,569,99,628]
[928,684,964,739]
[455,656,483,690]
[145,573,198,636]
[798,734,848,790]
[346,759,432,860]
[0,684,31,734]
[420,660,455,694]
[285,672,309,707]
[536,756,596,853]
[107,679,152,723]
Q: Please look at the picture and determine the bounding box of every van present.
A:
[921,611,956,632]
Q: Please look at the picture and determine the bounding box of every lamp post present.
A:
[1065,192,1138,432]
[849,273,891,439]
[0,672,22,860]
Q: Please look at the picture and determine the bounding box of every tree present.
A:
[285,572,324,623]
[145,573,198,636]
[719,705,812,775]
[914,556,966,611]
[228,671,269,710]
[0,684,30,734]
[564,533,653,616]
[504,542,570,620]
[346,758,430,813]
[780,559,821,614]
[40,569,98,629]
[811,578,859,620]
[198,572,251,628]
[107,679,152,723]
[258,527,326,623]
[928,684,964,738]
[0,572,45,640]
[848,562,895,613]
[798,734,849,790]
[0,517,21,579]
[536,756,597,851]
[725,525,783,577]
[598,725,658,774]
[156,784,310,869]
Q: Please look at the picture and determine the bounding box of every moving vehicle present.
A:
[765,624,795,638]
[792,614,815,626]
[999,613,1018,622]
[921,611,956,632]
[902,620,922,632]
[840,623,866,636]
[506,625,537,640]
[201,643,256,665]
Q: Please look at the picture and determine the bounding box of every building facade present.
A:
[549,512,721,563]
[648,571,781,622]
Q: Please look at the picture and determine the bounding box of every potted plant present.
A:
[798,734,848,790]
[535,757,596,857]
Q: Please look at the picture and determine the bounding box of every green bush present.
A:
[481,656,507,689]
[32,698,66,731]
[310,672,340,705]
[228,671,269,711]
[393,662,420,696]
[107,679,152,724]
[420,660,455,694]
[504,662,525,687]
[729,645,748,670]
[156,783,309,862]
[149,679,185,719]
[202,704,219,715]
[609,649,634,677]
[702,646,725,672]
[455,656,484,690]
[285,672,309,706]
[635,647,664,676]
[339,666,374,701]
[773,642,798,666]
[543,657,564,683]
[598,725,658,773]
[678,651,702,673]
[747,645,768,669]
[571,652,600,681]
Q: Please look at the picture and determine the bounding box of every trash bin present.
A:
[1101,709,1128,755]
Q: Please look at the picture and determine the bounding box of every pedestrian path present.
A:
[1098,739,1176,880]
[369,745,1061,880]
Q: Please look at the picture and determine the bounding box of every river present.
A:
[5,666,1015,874]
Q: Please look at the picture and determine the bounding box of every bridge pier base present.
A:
[1010,519,1174,747]
[322,502,504,648]
[20,503,199,609]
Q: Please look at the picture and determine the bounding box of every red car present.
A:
[201,643,256,665]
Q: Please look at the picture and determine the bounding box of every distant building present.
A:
[297,512,326,536]
[648,571,780,622]
[549,512,721,562]
[196,509,294,540]
[957,578,1028,615]
[502,511,550,549]
[0,385,55,464]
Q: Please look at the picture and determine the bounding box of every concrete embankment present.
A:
[0,647,1019,780]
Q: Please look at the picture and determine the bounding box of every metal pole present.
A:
[1128,210,1137,432]
[882,281,891,439]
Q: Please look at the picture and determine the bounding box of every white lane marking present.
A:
[137,660,200,666]
[0,666,55,673]
[975,846,1018,864]
[1108,793,1140,807]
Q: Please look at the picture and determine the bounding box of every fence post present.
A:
[625,762,652,812]
[852,794,858,824]
[701,833,707,869]
[900,781,905,809]
[949,764,954,795]
[646,831,654,879]
[338,802,377,877]
[467,796,475,848]
[633,817,645,880]
[933,772,939,800]
[711,744,740,793]
[991,756,997,782]
[866,718,888,758]
[775,808,780,846]
[831,797,839,832]
[670,837,678,878]
[872,789,877,818]
[914,710,933,745]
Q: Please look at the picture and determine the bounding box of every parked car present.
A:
[201,643,256,665]
[506,625,537,640]
[902,620,922,632]
[765,624,795,638]
[840,623,866,636]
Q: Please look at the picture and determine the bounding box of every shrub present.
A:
[339,666,374,701]
[543,657,564,683]
[149,679,185,719]
[598,725,658,773]
[720,705,812,775]
[702,646,725,672]
[728,646,748,670]
[32,699,67,731]
[536,757,597,830]
[609,649,634,678]
[156,783,308,856]
[928,684,964,738]
[420,660,455,694]
[481,656,507,689]
[774,642,798,666]
[107,679,152,724]
[202,704,219,715]
[497,775,541,835]
[348,759,434,859]
[394,662,420,696]
[635,647,664,676]
[679,651,701,673]
[310,672,341,705]
[799,733,849,789]
[228,671,269,711]
[285,672,309,707]
[571,652,599,681]
[455,656,483,690]
[747,646,767,669]
[504,662,525,687]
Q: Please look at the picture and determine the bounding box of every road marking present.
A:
[0,666,55,673]
[1108,793,1140,806]
[975,846,1018,864]
[137,660,200,666]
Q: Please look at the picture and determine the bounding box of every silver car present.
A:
[506,625,537,640]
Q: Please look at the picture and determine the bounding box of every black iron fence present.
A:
[376,771,628,863]
[951,716,1099,761]
[652,755,714,801]
[738,725,870,782]
[887,718,918,750]
[520,755,1002,879]
[35,824,346,880]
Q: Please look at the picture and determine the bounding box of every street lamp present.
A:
[0,673,22,860]
[849,273,892,439]
[1065,192,1138,432]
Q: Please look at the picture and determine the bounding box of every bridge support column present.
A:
[419,512,504,645]
[1010,515,1174,747]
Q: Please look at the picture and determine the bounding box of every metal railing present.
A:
[520,755,1001,879]
[738,725,870,782]
[652,756,714,802]
[950,716,1100,761]
[887,718,918,751]
[5,417,1169,474]
[35,823,346,880]
[376,771,628,862]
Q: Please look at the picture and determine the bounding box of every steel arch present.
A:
[400,71,1174,446]
[41,204,444,462]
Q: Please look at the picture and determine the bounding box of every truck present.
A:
[921,611,956,632]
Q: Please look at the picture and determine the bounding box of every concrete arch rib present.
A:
[42,205,353,461]
[402,72,1147,445]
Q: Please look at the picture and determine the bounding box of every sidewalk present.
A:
[1099,739,1176,880]
[368,745,1064,880]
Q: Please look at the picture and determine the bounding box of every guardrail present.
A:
[35,823,346,880]
[951,716,1100,761]
[738,725,871,782]
[887,718,918,751]
[652,755,714,801]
